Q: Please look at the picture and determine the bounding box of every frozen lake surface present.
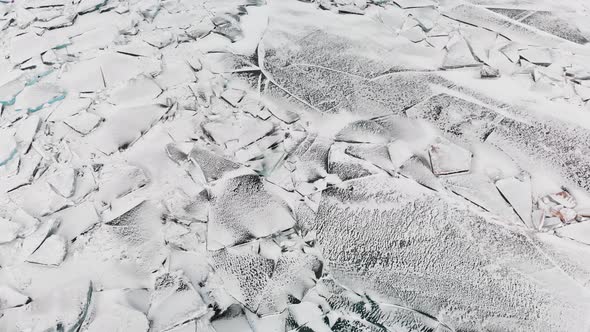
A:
[1,0,590,331]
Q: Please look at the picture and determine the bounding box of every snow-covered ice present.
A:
[1,0,590,331]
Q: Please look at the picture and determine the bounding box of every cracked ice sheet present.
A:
[2,0,590,330]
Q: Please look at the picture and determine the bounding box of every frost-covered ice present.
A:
[1,0,590,331]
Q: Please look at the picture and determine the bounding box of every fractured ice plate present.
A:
[207,174,296,250]
[428,137,472,176]
[495,173,533,227]
[0,280,92,331]
[87,104,168,154]
[148,271,207,332]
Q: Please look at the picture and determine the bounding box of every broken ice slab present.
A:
[163,222,200,251]
[0,217,20,244]
[256,250,322,316]
[428,137,472,176]
[156,55,197,89]
[386,139,413,169]
[46,166,77,198]
[306,277,452,332]
[212,14,244,42]
[0,70,26,106]
[66,21,122,55]
[8,181,70,218]
[185,17,215,40]
[287,301,327,331]
[0,151,20,180]
[399,156,443,191]
[107,75,162,106]
[444,5,566,48]
[331,316,391,331]
[556,222,590,245]
[265,162,295,192]
[221,88,246,107]
[531,209,545,230]
[328,142,385,181]
[68,201,167,287]
[9,31,69,65]
[288,133,331,183]
[542,217,563,231]
[154,6,200,29]
[499,42,522,64]
[335,119,391,144]
[207,174,296,250]
[400,26,426,43]
[393,0,437,8]
[165,142,195,166]
[344,143,395,173]
[189,145,243,182]
[210,306,254,332]
[574,83,590,102]
[204,52,259,74]
[87,104,168,154]
[234,131,284,164]
[76,0,108,14]
[82,289,150,332]
[460,26,497,63]
[186,54,203,72]
[0,149,43,192]
[14,219,60,265]
[70,165,97,202]
[546,190,577,209]
[165,320,197,332]
[148,271,208,332]
[338,5,365,15]
[263,99,300,124]
[33,8,77,30]
[53,201,100,241]
[57,51,161,92]
[64,111,103,135]
[210,245,274,311]
[442,35,480,69]
[201,113,275,150]
[211,241,320,316]
[0,280,92,332]
[408,7,439,31]
[26,234,67,266]
[444,174,515,219]
[519,11,589,45]
[95,162,150,209]
[163,188,209,224]
[13,83,66,113]
[0,285,30,310]
[15,115,40,154]
[47,95,92,121]
[142,30,175,49]
[168,250,211,293]
[480,64,500,78]
[519,47,554,66]
[551,206,577,223]
[245,310,288,332]
[114,40,159,58]
[495,172,533,228]
[0,131,18,166]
